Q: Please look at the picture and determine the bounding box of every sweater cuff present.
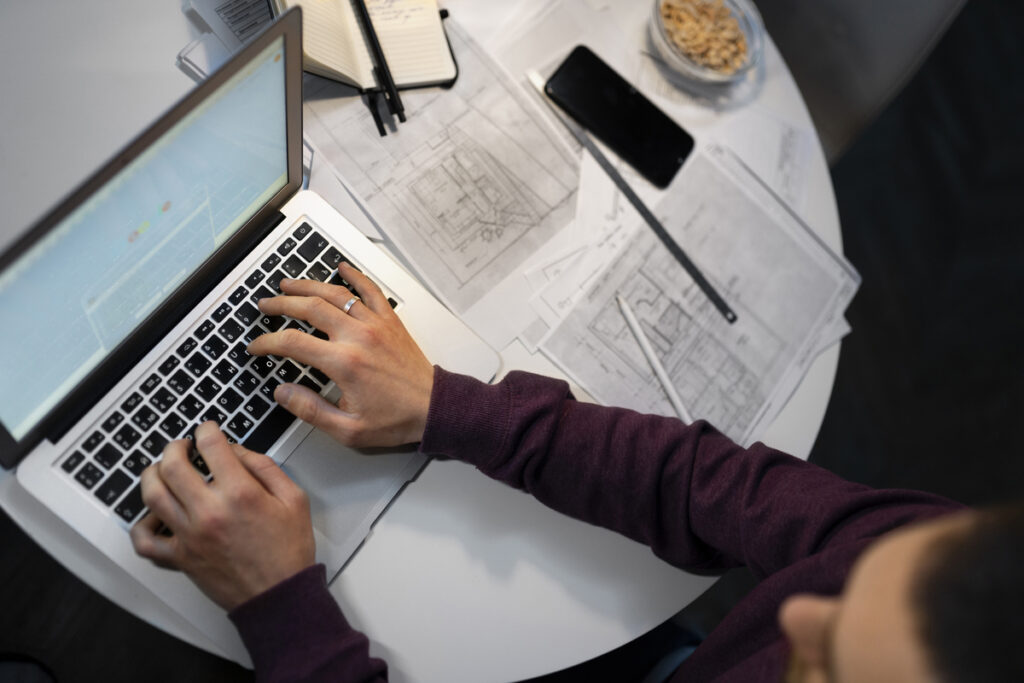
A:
[419,367,512,469]
[228,564,379,680]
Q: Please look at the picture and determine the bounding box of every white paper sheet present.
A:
[540,146,859,445]
[301,22,580,347]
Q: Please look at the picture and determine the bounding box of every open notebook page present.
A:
[286,0,376,88]
[367,0,457,87]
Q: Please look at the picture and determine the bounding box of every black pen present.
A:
[353,0,406,123]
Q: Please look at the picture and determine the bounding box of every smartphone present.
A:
[545,45,694,189]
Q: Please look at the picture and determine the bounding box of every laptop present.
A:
[0,9,498,663]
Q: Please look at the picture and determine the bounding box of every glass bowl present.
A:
[649,0,765,86]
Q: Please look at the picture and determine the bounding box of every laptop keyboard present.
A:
[56,222,397,527]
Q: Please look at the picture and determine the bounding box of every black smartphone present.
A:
[545,45,694,189]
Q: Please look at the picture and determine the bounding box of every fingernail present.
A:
[275,384,293,405]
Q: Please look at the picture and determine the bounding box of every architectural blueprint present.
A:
[541,147,859,444]
[301,21,579,318]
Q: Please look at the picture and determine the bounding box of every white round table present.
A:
[0,2,842,681]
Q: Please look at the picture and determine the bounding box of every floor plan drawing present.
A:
[541,148,859,444]
[302,21,579,315]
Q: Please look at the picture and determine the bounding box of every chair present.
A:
[754,0,967,164]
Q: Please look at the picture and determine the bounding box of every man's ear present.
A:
[779,594,840,668]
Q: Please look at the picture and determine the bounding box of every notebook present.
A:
[0,9,497,663]
[270,0,458,90]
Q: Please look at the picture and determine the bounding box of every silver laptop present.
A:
[0,9,498,663]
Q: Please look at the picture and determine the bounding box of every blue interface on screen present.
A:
[0,38,288,440]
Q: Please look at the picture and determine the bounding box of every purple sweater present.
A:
[229,369,962,682]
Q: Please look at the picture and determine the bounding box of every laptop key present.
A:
[95,470,133,507]
[266,269,287,292]
[211,360,238,384]
[185,352,212,377]
[82,430,104,453]
[168,369,196,395]
[244,270,265,289]
[293,222,312,240]
[158,356,180,376]
[297,375,322,394]
[277,237,297,256]
[260,378,281,401]
[217,388,243,413]
[94,443,123,469]
[260,314,286,332]
[250,285,276,305]
[195,377,221,402]
[244,325,268,345]
[227,414,255,440]
[149,387,177,413]
[234,302,260,326]
[114,425,142,450]
[322,246,345,270]
[275,360,302,383]
[261,253,282,272]
[228,286,249,306]
[202,335,229,360]
[140,373,161,395]
[75,463,104,490]
[191,453,211,477]
[114,484,145,523]
[250,356,276,378]
[195,320,216,340]
[228,342,251,366]
[141,432,169,458]
[121,392,144,414]
[306,262,332,282]
[219,319,245,343]
[297,232,329,261]
[178,394,204,421]
[243,396,270,420]
[160,414,187,439]
[61,451,86,474]
[233,371,260,396]
[202,406,228,426]
[212,302,232,322]
[281,255,305,278]
[177,337,199,358]
[244,406,295,454]
[309,366,330,385]
[123,451,152,477]
[101,412,125,433]
[131,406,160,432]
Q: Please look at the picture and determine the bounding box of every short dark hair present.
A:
[912,504,1024,683]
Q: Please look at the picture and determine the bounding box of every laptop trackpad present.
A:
[281,427,426,578]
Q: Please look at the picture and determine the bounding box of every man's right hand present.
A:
[247,262,435,449]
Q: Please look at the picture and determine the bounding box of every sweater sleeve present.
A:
[229,564,387,682]
[420,368,962,578]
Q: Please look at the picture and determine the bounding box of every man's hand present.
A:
[247,262,435,448]
[130,422,315,611]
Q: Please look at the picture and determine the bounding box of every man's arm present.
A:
[420,368,962,578]
[131,423,387,682]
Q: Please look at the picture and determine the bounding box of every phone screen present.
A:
[545,46,694,188]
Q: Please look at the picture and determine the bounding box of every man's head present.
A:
[779,504,1024,683]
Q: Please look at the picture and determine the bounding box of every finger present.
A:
[232,443,306,505]
[247,326,340,369]
[339,263,391,315]
[255,293,351,336]
[140,463,189,532]
[130,514,180,569]
[274,382,355,442]
[155,439,209,510]
[193,421,247,481]
[277,277,368,312]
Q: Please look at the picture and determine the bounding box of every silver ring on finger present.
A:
[342,296,359,314]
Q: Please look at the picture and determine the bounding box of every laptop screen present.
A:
[0,38,288,441]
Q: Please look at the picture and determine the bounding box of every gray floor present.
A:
[3,0,1023,680]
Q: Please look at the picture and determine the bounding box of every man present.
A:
[131,265,1023,682]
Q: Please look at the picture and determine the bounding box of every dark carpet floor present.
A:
[2,0,1022,680]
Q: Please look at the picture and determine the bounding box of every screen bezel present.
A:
[0,9,304,468]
